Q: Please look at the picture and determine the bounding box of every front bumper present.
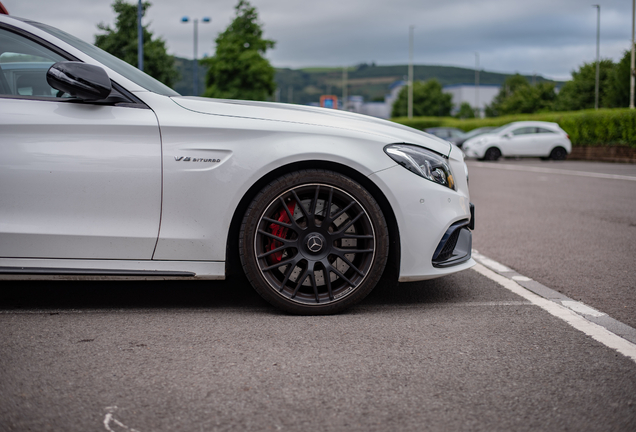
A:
[369,165,475,282]
[432,215,472,268]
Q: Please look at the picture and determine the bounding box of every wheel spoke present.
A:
[290,190,310,222]
[335,211,364,234]
[326,263,355,288]
[335,254,366,277]
[309,273,319,303]
[262,216,293,229]
[333,247,374,255]
[328,201,355,224]
[309,185,320,216]
[339,234,374,240]
[322,260,334,301]
[257,243,288,259]
[291,267,309,298]
[279,262,296,292]
[325,187,333,219]
[262,256,298,272]
[258,229,293,243]
[278,197,299,229]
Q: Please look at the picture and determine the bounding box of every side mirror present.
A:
[47,61,112,101]
[503,133,512,139]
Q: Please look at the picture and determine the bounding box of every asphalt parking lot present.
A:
[468,159,636,328]
[1,159,635,431]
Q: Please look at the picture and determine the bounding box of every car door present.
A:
[503,127,537,156]
[535,127,558,155]
[0,26,162,260]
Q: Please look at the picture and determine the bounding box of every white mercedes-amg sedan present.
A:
[0,14,474,314]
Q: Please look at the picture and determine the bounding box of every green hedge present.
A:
[391,108,636,148]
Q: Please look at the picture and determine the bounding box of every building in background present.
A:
[442,84,500,118]
[343,81,499,119]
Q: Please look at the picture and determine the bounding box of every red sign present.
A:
[320,95,338,109]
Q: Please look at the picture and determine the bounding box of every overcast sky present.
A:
[4,0,635,81]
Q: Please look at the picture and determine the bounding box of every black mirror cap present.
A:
[46,62,112,101]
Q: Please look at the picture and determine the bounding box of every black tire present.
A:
[239,169,389,315]
[482,147,501,161]
[549,147,567,161]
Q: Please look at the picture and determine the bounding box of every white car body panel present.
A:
[0,98,162,259]
[0,15,474,285]
[141,92,452,262]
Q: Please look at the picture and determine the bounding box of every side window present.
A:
[536,127,555,134]
[512,127,536,136]
[0,27,70,98]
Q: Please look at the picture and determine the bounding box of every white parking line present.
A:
[470,162,636,182]
[472,263,636,363]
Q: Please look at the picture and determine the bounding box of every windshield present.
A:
[463,127,493,139]
[488,125,511,135]
[23,19,179,96]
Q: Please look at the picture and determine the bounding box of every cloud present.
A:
[3,0,634,80]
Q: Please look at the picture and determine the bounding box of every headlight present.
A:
[384,144,455,190]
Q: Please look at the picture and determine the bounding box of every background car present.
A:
[453,126,495,148]
[462,121,571,161]
[425,127,466,143]
[0,15,474,315]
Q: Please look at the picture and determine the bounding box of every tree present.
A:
[455,102,476,119]
[485,74,529,116]
[606,46,634,108]
[484,74,556,116]
[202,0,276,100]
[553,59,615,111]
[391,79,452,117]
[95,0,178,88]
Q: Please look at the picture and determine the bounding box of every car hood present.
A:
[171,96,452,157]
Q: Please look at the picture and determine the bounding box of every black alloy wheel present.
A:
[483,147,501,161]
[239,170,389,315]
[550,147,567,160]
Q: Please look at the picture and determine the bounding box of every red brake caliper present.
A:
[268,200,296,263]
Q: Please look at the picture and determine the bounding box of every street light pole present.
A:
[630,0,635,109]
[182,16,211,96]
[408,25,414,119]
[593,4,600,110]
[342,66,348,110]
[137,0,143,71]
[475,52,480,118]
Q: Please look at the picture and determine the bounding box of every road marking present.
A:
[472,251,512,272]
[471,162,636,182]
[104,406,140,432]
[472,263,636,363]
[452,301,531,306]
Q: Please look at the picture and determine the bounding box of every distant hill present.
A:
[173,58,564,105]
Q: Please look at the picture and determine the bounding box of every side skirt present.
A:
[0,259,225,280]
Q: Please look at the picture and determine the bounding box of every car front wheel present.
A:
[239,169,389,315]
[482,147,501,161]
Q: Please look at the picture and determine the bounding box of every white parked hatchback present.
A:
[0,14,475,314]
[462,121,572,161]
